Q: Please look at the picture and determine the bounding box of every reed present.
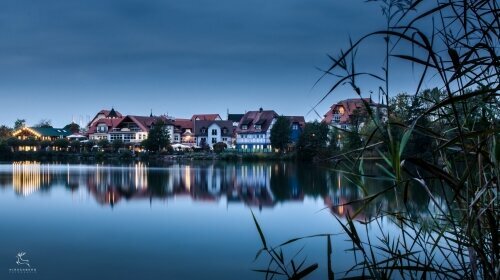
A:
[253,0,498,278]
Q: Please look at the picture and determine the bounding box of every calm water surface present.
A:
[0,162,432,280]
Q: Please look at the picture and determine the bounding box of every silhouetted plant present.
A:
[257,0,498,279]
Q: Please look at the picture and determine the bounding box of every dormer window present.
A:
[242,125,248,130]
[97,124,107,133]
[254,125,261,130]
[222,128,228,134]
[292,124,299,130]
[201,128,206,133]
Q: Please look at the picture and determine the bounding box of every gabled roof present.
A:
[87,117,124,135]
[14,127,72,138]
[191,114,222,121]
[322,98,381,124]
[172,118,193,130]
[286,116,306,128]
[236,110,278,134]
[108,108,120,118]
[88,108,123,127]
[227,114,244,123]
[194,120,234,137]
[114,115,173,132]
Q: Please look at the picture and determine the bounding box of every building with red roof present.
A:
[322,98,387,131]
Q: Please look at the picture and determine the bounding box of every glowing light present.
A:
[12,162,50,196]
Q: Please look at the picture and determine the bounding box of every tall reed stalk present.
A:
[253,0,498,278]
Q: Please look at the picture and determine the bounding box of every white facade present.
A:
[196,123,233,148]
[235,119,275,150]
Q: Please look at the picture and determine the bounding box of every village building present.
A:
[227,113,244,127]
[322,98,387,131]
[12,127,72,151]
[235,109,278,152]
[86,108,124,141]
[194,120,235,148]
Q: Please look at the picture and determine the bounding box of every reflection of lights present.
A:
[338,205,344,215]
[12,162,50,196]
[134,162,147,189]
[185,166,191,191]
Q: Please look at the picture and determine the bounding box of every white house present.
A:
[194,120,234,148]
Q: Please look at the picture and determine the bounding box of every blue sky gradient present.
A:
[0,0,426,127]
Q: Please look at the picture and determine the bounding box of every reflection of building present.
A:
[0,162,322,209]
[12,162,51,196]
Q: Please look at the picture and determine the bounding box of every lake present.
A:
[0,161,435,280]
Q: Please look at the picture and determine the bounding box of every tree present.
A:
[327,127,340,152]
[6,137,21,148]
[112,139,124,152]
[0,125,12,140]
[199,138,209,151]
[98,139,110,150]
[14,119,26,130]
[64,122,80,133]
[69,140,82,153]
[270,116,291,153]
[141,120,171,152]
[0,142,13,160]
[53,139,69,150]
[35,119,53,128]
[297,121,329,160]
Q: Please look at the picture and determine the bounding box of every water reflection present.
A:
[0,162,443,220]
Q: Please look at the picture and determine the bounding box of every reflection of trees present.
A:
[324,169,449,223]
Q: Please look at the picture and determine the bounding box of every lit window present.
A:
[292,124,299,130]
[242,125,248,130]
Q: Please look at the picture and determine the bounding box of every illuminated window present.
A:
[242,125,248,130]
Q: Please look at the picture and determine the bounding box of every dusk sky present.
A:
[0,0,427,127]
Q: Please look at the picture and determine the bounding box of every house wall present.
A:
[195,123,233,148]
[235,119,275,152]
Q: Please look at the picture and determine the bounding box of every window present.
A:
[242,125,248,130]
[98,125,107,133]
[201,128,206,133]
[222,128,228,134]
[212,138,217,144]
[174,135,179,141]
[292,124,299,130]
[211,129,217,136]
[255,125,261,130]
[222,137,227,142]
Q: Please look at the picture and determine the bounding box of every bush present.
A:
[213,142,227,154]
